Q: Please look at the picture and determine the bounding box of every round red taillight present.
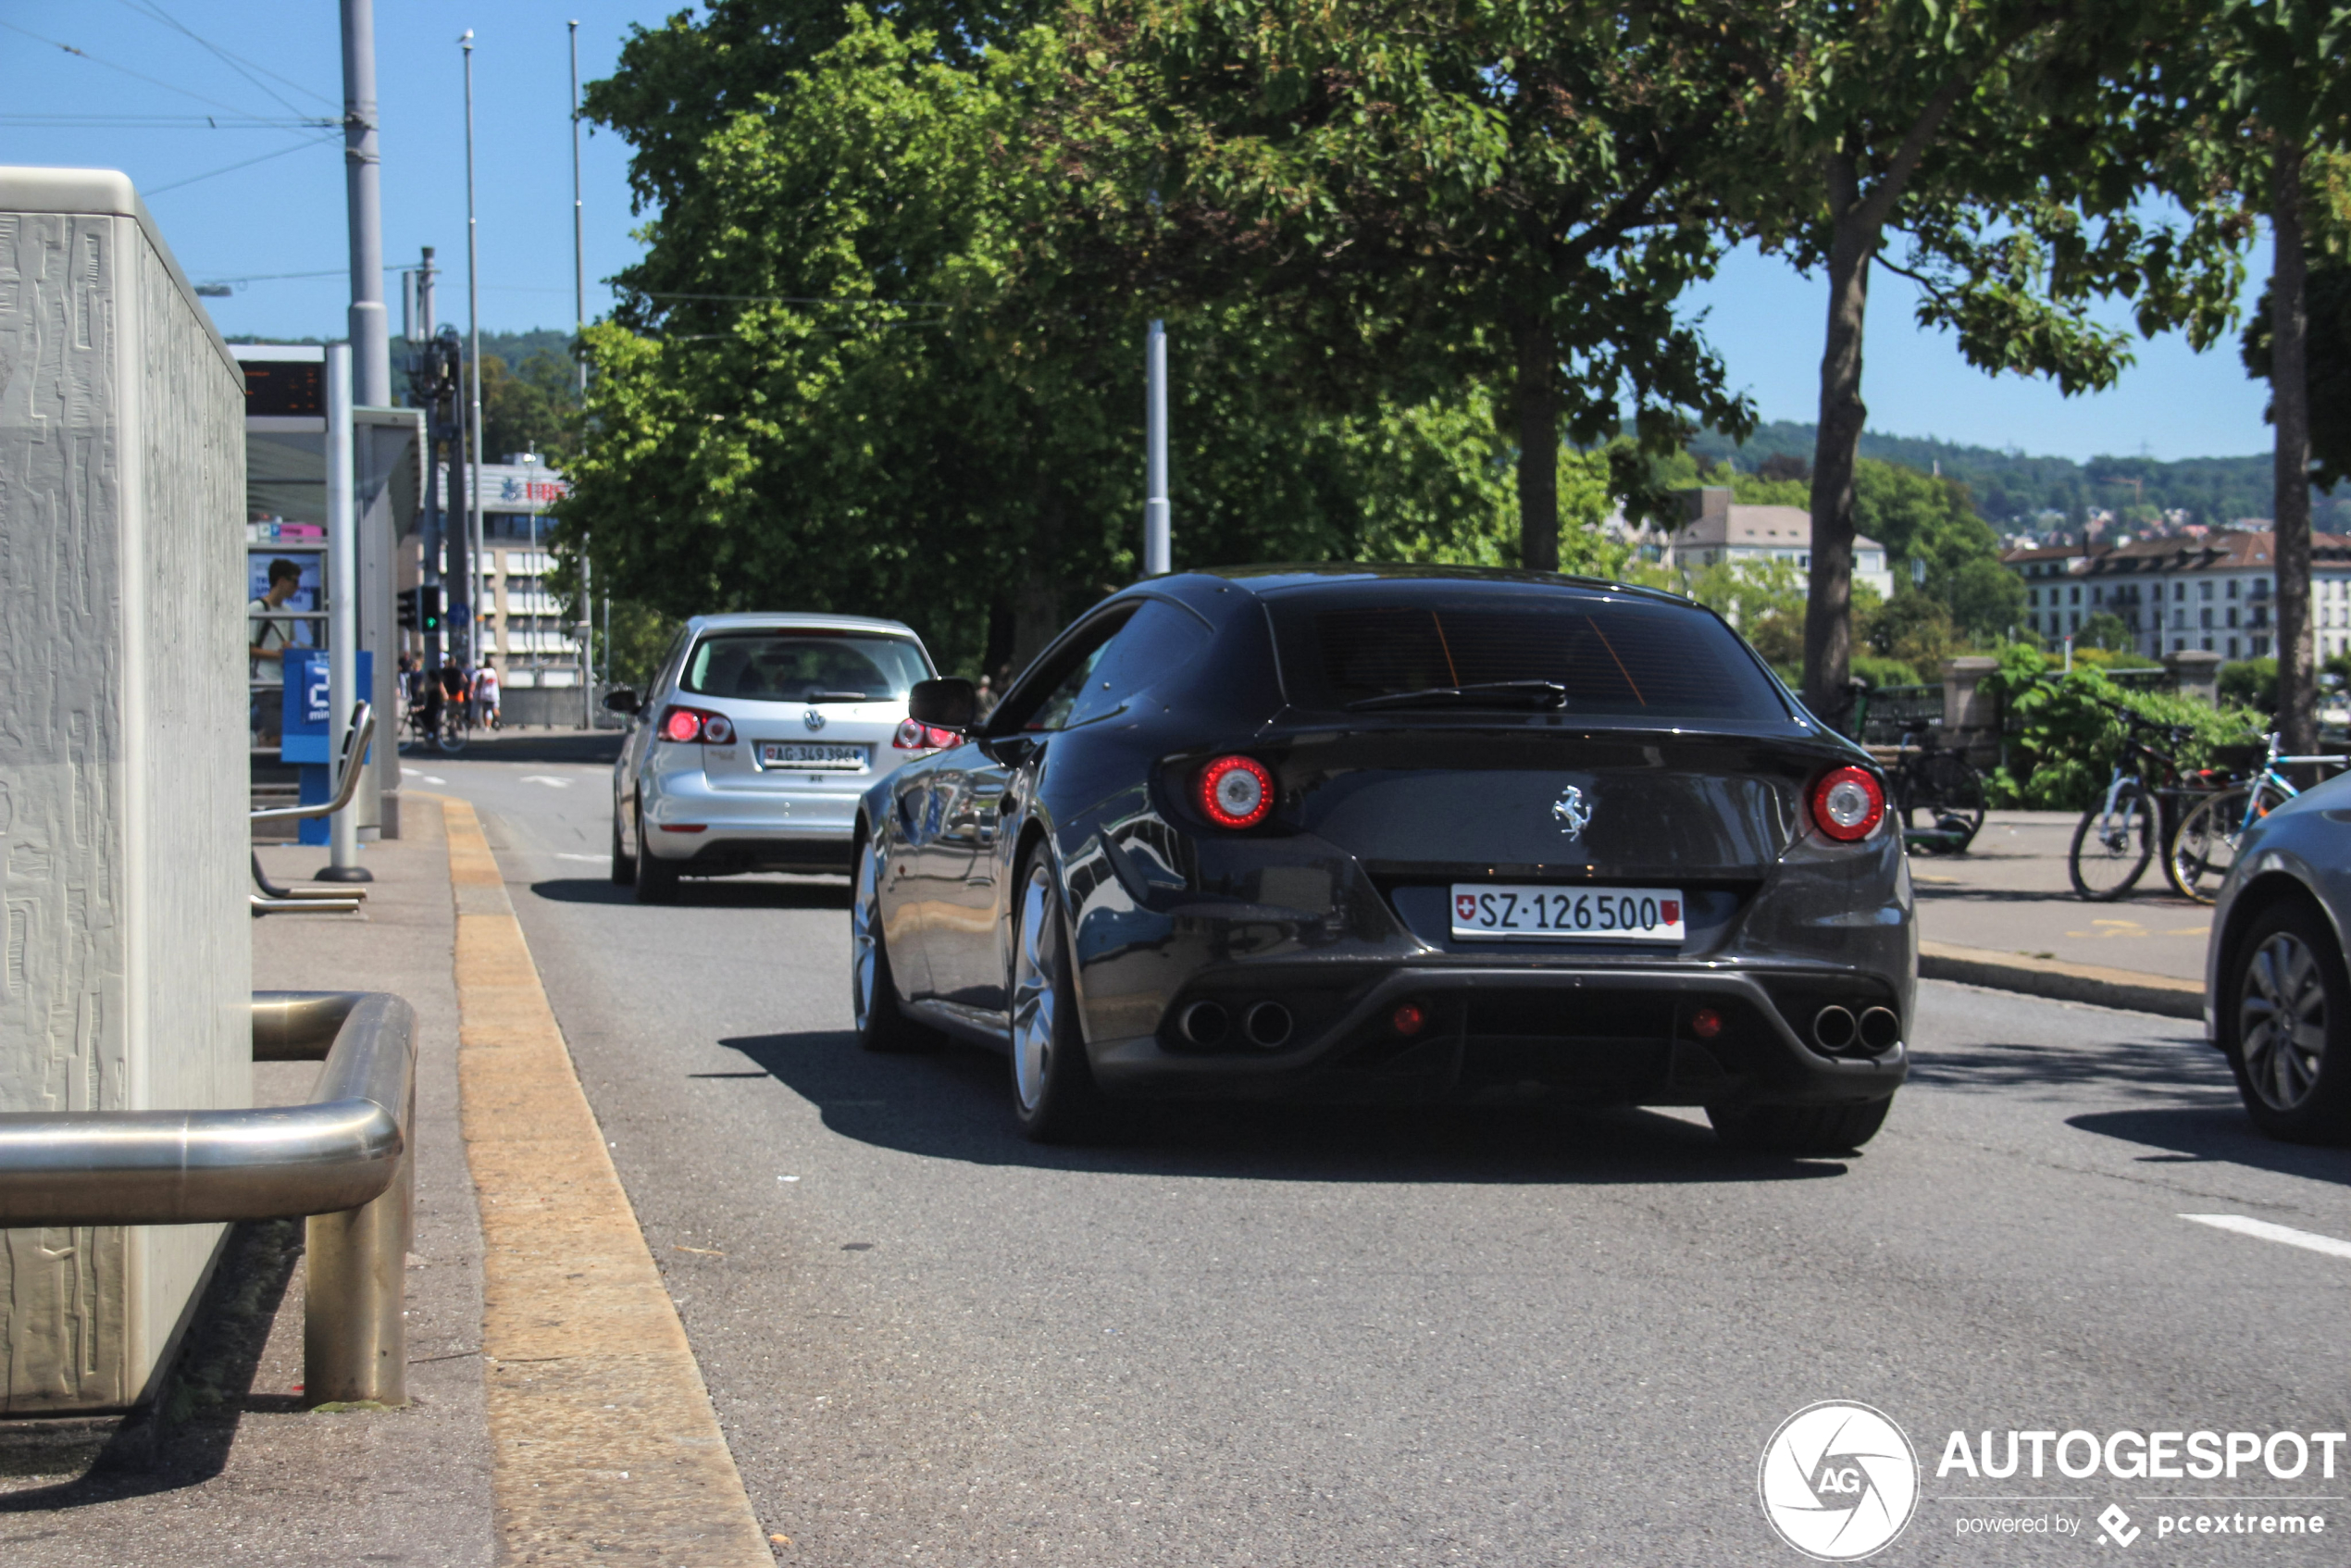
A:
[1392,1001,1428,1037]
[1197,754,1274,829]
[703,714,735,745]
[1810,765,1885,842]
[1689,1006,1723,1040]
[662,708,702,743]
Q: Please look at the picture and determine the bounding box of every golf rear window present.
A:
[1271,593,1788,720]
[681,632,931,703]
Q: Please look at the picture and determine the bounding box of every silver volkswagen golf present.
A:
[607,613,949,902]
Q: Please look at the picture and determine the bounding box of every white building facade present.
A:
[1666,488,1895,599]
[2009,531,2351,664]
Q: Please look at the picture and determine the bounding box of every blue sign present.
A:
[280,650,373,847]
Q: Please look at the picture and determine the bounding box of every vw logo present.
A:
[1550,785,1592,838]
[802,707,826,732]
[1757,1401,1918,1561]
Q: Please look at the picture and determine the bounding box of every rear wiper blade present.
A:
[807,690,870,703]
[1347,680,1568,712]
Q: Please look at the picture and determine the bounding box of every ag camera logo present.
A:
[1760,1401,1920,1561]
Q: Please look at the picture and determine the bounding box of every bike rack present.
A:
[0,990,417,1406]
[251,703,374,915]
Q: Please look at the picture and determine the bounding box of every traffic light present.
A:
[399,590,417,630]
[418,586,442,633]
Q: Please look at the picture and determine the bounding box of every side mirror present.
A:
[603,688,640,715]
[908,677,976,732]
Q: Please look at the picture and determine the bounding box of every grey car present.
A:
[606,613,946,902]
[2205,768,2351,1140]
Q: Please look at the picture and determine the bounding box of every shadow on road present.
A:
[2068,1105,2351,1188]
[718,1029,1856,1185]
[531,876,852,910]
[1907,1031,2231,1098]
[434,730,623,765]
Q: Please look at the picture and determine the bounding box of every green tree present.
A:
[1093,0,1766,570]
[479,351,583,467]
[1730,0,2244,715]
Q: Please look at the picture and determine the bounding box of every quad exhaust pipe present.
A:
[1244,1002,1293,1049]
[1179,1001,1229,1048]
[1810,1005,1857,1053]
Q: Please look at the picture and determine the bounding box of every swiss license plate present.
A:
[1449,884,1685,942]
[758,742,868,772]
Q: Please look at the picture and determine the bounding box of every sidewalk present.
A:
[0,811,495,1564]
[1911,811,2208,1018]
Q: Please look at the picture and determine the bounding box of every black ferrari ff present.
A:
[852,566,1913,1151]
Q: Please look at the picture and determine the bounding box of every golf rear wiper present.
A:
[807,690,870,703]
[1347,679,1568,712]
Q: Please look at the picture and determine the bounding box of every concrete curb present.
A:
[435,795,774,1567]
[1919,940,2206,1021]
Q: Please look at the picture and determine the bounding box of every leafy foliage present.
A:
[1982,643,2264,808]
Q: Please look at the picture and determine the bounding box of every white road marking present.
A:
[520,775,574,788]
[2181,1213,2351,1262]
[422,776,446,785]
[401,766,423,777]
[553,852,607,863]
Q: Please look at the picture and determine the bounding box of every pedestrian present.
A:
[248,557,303,683]
[474,663,502,731]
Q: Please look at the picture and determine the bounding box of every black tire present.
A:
[1708,1097,1893,1155]
[2068,786,2155,901]
[2164,783,2286,904]
[632,804,678,903]
[1007,848,1110,1142]
[436,709,469,755]
[1906,752,1985,853]
[851,831,934,1052]
[2223,900,2351,1143]
[610,810,634,885]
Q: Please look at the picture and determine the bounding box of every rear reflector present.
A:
[657,824,707,834]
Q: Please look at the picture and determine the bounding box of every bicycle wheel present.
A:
[2166,782,2289,903]
[2069,785,2156,901]
[1906,752,1986,853]
[437,710,469,755]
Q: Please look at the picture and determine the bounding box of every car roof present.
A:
[684,612,923,638]
[1146,563,1698,611]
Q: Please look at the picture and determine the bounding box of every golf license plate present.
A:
[758,741,869,772]
[1449,884,1685,943]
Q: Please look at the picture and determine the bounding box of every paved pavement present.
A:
[414,753,2351,1566]
[0,812,495,1567]
[1911,814,2210,984]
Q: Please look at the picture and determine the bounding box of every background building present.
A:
[1667,487,1895,599]
[2006,532,2351,664]
[398,455,583,690]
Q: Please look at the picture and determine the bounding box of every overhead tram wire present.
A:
[145,131,342,197]
[111,0,340,117]
[0,18,293,123]
[0,115,334,129]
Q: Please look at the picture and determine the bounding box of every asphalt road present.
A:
[417,747,2351,1566]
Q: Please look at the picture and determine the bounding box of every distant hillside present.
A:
[1686,420,2349,533]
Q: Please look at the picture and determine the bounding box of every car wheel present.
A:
[610,809,634,885]
[1707,1096,1893,1155]
[633,804,678,904]
[1007,849,1108,1142]
[2226,901,2351,1142]
[852,831,932,1052]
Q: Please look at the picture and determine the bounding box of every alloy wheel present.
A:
[2240,930,2328,1112]
[1010,865,1058,1113]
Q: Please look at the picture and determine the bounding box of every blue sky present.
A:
[0,1,2283,463]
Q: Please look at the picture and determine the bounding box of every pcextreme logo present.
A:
[1759,1401,1922,1562]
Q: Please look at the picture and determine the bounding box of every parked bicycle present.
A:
[395,688,471,755]
[2067,702,2208,901]
[2164,733,2348,903]
[1834,680,1986,854]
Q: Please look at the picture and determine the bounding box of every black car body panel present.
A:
[861,566,1914,1110]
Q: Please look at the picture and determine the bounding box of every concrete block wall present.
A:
[0,168,249,1412]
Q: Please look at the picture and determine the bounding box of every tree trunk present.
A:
[1514,319,1561,572]
[2271,139,2316,755]
[1803,154,1872,719]
[1010,489,1066,677]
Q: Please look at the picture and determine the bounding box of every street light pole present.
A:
[340,0,390,405]
[1142,319,1171,577]
[462,31,487,671]
[570,19,587,398]
[320,341,371,881]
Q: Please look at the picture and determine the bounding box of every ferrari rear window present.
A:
[1272,594,1790,721]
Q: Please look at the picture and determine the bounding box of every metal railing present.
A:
[0,990,417,1406]
[251,703,373,915]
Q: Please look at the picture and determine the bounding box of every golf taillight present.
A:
[893,718,961,751]
[1197,754,1274,829]
[657,704,732,744]
[1810,765,1885,842]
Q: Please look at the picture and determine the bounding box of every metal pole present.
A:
[581,545,594,729]
[1143,318,1170,577]
[417,249,441,668]
[463,31,487,670]
[342,0,390,405]
[322,343,370,881]
[570,19,588,398]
